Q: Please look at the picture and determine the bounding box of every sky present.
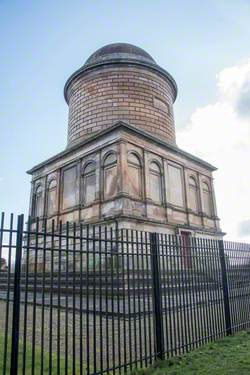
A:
[0,0,250,241]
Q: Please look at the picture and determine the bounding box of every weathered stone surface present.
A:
[27,43,222,240]
[66,66,176,146]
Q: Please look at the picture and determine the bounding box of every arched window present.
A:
[46,179,57,216]
[82,162,96,205]
[189,177,198,212]
[103,152,118,199]
[33,185,43,218]
[202,182,212,216]
[149,161,162,203]
[127,153,142,199]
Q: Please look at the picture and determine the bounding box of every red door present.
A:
[180,231,192,268]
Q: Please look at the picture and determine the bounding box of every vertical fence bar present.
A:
[150,232,164,360]
[160,234,169,357]
[169,235,177,355]
[3,214,13,375]
[49,220,55,375]
[40,218,47,375]
[178,235,187,353]
[145,232,153,363]
[120,229,127,372]
[104,226,109,374]
[110,227,115,374]
[135,230,142,368]
[10,214,24,375]
[98,225,104,374]
[197,238,209,344]
[65,222,69,375]
[31,218,39,375]
[116,227,121,375]
[189,237,198,349]
[57,221,62,375]
[205,239,215,340]
[165,234,174,356]
[218,240,232,336]
[72,222,76,375]
[125,229,132,371]
[174,235,181,354]
[140,231,148,366]
[131,230,137,368]
[22,216,31,375]
[0,213,4,262]
[86,225,90,375]
[93,226,97,374]
[79,223,83,375]
[211,239,224,338]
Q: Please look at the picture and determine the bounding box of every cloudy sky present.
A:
[178,59,250,242]
[0,0,250,241]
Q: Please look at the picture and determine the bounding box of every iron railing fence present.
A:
[0,212,250,374]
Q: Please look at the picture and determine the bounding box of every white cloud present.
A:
[238,219,250,237]
[177,59,250,242]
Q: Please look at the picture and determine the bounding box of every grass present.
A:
[1,329,250,374]
[131,331,250,375]
[0,332,82,374]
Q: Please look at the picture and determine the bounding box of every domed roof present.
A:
[84,43,156,66]
[64,42,178,103]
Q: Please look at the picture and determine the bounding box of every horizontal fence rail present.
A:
[0,213,250,374]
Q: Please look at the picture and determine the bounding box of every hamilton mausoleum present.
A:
[27,43,221,241]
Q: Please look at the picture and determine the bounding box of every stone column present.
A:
[118,141,129,196]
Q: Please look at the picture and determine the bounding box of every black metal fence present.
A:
[0,213,250,374]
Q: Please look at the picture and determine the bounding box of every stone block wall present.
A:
[66,65,176,146]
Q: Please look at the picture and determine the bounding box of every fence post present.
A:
[10,214,24,375]
[218,240,232,336]
[150,232,164,360]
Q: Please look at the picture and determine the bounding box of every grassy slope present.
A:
[132,332,250,375]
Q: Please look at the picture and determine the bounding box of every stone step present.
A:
[0,271,210,282]
[0,280,219,295]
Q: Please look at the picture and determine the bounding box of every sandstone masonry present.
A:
[66,66,176,146]
[27,43,222,241]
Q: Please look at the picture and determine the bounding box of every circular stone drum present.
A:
[64,43,178,147]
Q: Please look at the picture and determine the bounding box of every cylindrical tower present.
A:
[64,43,178,147]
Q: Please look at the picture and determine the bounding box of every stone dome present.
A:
[64,43,177,103]
[84,43,156,67]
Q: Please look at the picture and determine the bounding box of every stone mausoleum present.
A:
[27,43,222,239]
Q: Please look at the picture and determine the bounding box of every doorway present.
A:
[180,231,192,268]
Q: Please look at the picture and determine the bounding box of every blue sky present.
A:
[1,0,250,239]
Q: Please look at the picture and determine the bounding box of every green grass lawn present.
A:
[0,333,82,374]
[2,330,250,374]
[131,332,250,375]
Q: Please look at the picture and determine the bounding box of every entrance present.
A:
[180,231,192,268]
